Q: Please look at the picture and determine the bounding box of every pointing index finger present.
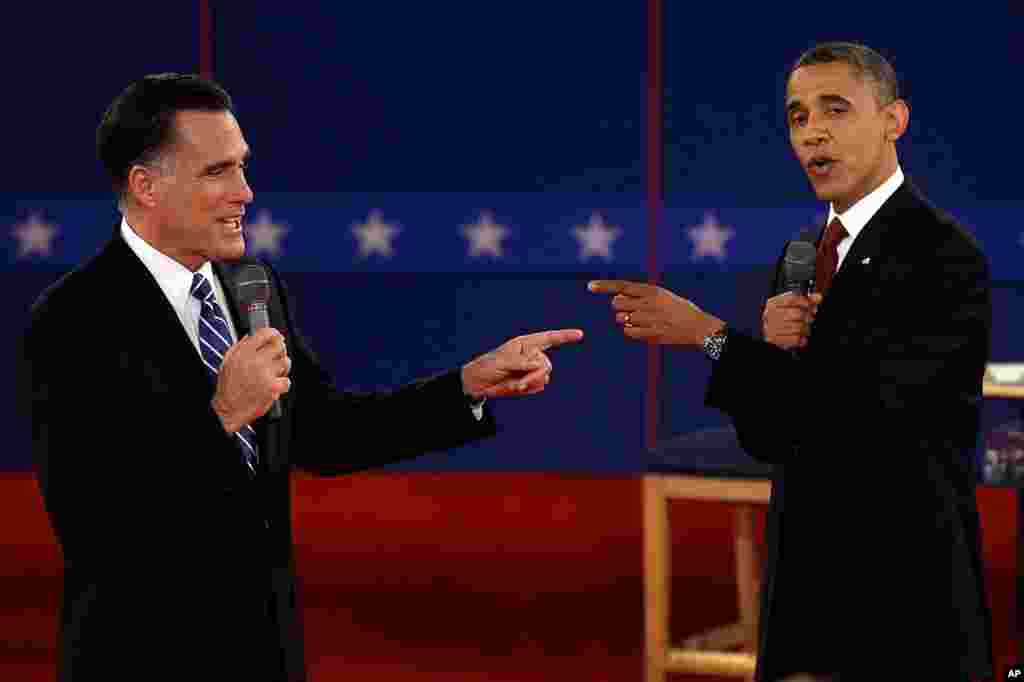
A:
[519,329,584,351]
[587,280,650,297]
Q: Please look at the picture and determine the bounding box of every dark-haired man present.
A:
[23,73,583,681]
[591,43,992,680]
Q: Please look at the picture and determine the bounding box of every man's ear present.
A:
[884,98,910,142]
[126,164,163,209]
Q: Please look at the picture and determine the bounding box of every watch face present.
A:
[703,326,727,359]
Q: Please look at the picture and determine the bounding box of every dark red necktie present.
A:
[814,217,849,296]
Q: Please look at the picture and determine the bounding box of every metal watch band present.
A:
[703,325,728,361]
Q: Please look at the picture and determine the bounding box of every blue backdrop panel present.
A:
[4,3,1024,473]
[214,2,646,193]
[0,5,202,195]
[662,3,1023,205]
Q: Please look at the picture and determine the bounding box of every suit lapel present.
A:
[107,226,277,476]
[827,181,916,300]
[104,225,215,396]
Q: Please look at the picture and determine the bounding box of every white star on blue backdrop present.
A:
[245,210,289,257]
[461,211,508,259]
[687,212,733,261]
[572,212,620,261]
[12,213,59,258]
[352,210,401,259]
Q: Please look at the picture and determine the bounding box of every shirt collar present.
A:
[120,217,216,307]
[826,164,904,242]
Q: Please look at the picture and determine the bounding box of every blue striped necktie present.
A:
[191,272,259,475]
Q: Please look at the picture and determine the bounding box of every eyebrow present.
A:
[785,94,851,115]
[201,147,252,175]
[818,94,851,107]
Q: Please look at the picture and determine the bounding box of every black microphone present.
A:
[234,265,282,420]
[781,240,816,357]
[782,240,816,296]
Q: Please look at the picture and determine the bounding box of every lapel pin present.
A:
[861,257,871,265]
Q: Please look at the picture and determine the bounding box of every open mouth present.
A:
[219,217,243,231]
[807,156,837,177]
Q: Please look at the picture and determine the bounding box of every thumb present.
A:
[809,293,823,304]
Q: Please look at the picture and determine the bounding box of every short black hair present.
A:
[790,42,900,106]
[96,73,233,195]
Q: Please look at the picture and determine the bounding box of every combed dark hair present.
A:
[96,73,233,195]
[791,42,900,106]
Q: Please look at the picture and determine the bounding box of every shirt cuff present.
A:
[468,396,486,421]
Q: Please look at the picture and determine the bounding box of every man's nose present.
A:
[235,173,254,204]
[802,116,830,145]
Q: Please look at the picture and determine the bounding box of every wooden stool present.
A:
[644,474,771,681]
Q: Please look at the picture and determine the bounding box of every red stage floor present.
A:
[0,472,1017,680]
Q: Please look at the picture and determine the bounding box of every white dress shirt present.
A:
[121,218,241,356]
[826,164,904,271]
[121,217,485,420]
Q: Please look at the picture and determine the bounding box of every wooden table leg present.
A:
[735,504,760,653]
[679,505,760,654]
[644,476,669,682]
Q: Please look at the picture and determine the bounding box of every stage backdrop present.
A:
[2,3,1022,472]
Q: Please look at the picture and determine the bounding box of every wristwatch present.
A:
[702,323,728,361]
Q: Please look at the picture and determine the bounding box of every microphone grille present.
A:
[783,240,816,282]
[235,265,271,307]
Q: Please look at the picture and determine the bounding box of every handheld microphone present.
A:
[234,265,282,420]
[781,241,816,357]
[782,240,816,296]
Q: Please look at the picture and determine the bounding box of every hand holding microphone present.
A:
[762,240,822,351]
[212,328,291,433]
[211,266,290,434]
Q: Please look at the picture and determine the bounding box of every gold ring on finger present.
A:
[624,313,633,327]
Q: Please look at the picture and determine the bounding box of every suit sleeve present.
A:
[265,266,499,474]
[705,329,803,463]
[703,241,800,463]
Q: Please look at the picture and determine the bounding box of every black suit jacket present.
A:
[705,181,993,681]
[23,225,498,681]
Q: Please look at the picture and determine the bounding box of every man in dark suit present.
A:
[590,43,992,681]
[23,73,583,681]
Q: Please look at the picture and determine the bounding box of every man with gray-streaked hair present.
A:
[25,73,584,682]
